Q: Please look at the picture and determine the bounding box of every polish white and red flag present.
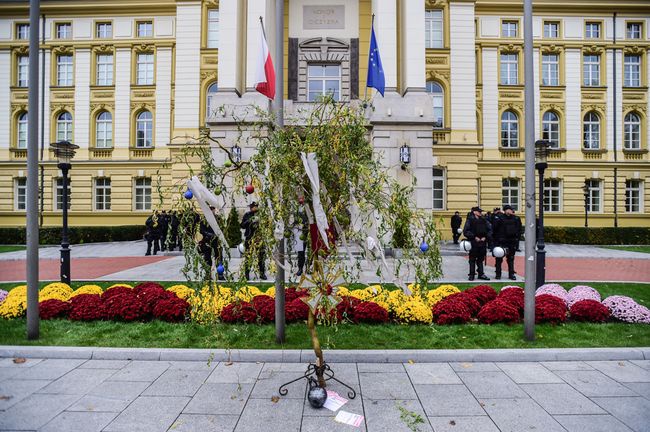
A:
[254,24,275,100]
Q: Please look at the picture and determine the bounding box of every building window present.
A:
[96,54,113,86]
[16,23,29,40]
[95,111,113,148]
[542,111,560,148]
[137,21,153,38]
[17,55,29,87]
[96,22,112,39]
[136,53,154,85]
[426,81,444,128]
[56,112,73,142]
[626,23,642,39]
[56,23,72,39]
[543,179,561,212]
[585,179,602,212]
[15,178,27,210]
[307,64,341,102]
[624,55,641,87]
[583,112,600,150]
[57,55,73,86]
[502,178,519,211]
[625,180,642,213]
[583,54,600,86]
[501,21,518,38]
[206,82,218,116]
[17,112,28,149]
[207,10,219,48]
[134,177,152,211]
[501,110,519,148]
[500,53,518,85]
[624,112,641,150]
[542,53,559,86]
[95,178,111,211]
[585,22,600,39]
[136,110,153,148]
[425,10,443,49]
[543,21,559,38]
[55,177,71,211]
[432,167,445,210]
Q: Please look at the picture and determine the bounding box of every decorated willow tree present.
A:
[169,98,442,387]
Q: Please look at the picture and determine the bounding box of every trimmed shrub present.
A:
[432,298,471,325]
[225,207,243,247]
[284,287,309,303]
[69,294,105,321]
[570,300,610,322]
[535,294,567,323]
[221,301,257,323]
[536,284,569,306]
[153,297,190,322]
[39,299,70,320]
[134,286,169,315]
[103,292,146,321]
[102,286,134,301]
[0,225,146,245]
[354,301,389,323]
[544,226,650,245]
[336,296,362,322]
[498,288,524,315]
[443,292,481,316]
[465,285,497,305]
[285,297,309,323]
[567,286,601,308]
[477,300,520,324]
[602,296,650,324]
[133,282,165,293]
[251,295,275,323]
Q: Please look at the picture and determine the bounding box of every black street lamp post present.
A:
[50,140,78,285]
[535,139,551,288]
[582,183,590,228]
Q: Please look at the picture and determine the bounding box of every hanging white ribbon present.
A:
[301,152,329,249]
[186,176,229,257]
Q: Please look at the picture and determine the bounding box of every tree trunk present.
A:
[307,309,326,388]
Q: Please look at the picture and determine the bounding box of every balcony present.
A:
[432,129,451,145]
[89,147,113,159]
[130,147,154,159]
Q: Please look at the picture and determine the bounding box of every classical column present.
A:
[372,0,397,92]
[482,48,498,149]
[565,49,581,151]
[399,0,425,93]
[606,49,623,153]
[114,48,131,148]
[155,47,172,146]
[0,50,10,150]
[217,0,244,94]
[450,1,477,136]
[174,1,202,131]
[73,48,90,148]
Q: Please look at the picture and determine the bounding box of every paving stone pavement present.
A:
[1,357,649,431]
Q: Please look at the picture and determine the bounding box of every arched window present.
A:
[206,82,218,117]
[136,110,153,148]
[426,81,444,128]
[583,111,600,149]
[624,112,641,150]
[542,111,560,148]
[95,111,113,148]
[17,112,28,149]
[500,110,518,148]
[56,111,73,142]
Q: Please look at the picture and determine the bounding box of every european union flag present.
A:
[367,22,385,96]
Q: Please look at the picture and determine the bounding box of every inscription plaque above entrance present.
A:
[303,5,345,30]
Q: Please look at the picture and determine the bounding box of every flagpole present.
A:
[271,2,286,344]
[364,14,375,102]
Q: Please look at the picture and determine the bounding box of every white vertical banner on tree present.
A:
[186,176,229,253]
[301,152,329,249]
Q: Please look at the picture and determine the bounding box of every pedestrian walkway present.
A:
[0,355,648,431]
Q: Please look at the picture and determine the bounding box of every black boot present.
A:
[478,274,490,281]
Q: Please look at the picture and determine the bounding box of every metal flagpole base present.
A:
[278,363,357,399]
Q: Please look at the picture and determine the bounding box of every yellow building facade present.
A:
[0,0,648,236]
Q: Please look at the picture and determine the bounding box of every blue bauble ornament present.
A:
[184,189,193,199]
[420,241,429,253]
[216,263,225,275]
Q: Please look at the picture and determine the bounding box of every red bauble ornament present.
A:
[298,196,305,204]
[245,184,254,194]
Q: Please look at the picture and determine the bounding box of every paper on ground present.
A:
[334,410,364,427]
[323,390,348,411]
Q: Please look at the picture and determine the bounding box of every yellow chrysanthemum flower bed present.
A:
[107,283,132,289]
[334,286,349,297]
[426,284,460,306]
[188,285,233,323]
[235,285,263,302]
[393,296,433,324]
[0,285,27,319]
[265,286,276,297]
[166,284,195,300]
[39,282,73,302]
[71,285,104,297]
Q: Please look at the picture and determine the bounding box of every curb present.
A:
[1,346,648,363]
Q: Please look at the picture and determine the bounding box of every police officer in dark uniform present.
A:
[199,206,224,280]
[159,210,170,251]
[463,206,492,281]
[492,204,521,280]
[450,211,462,244]
[145,211,161,256]
[241,202,267,280]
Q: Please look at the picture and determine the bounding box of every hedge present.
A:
[0,225,146,245]
[544,227,650,245]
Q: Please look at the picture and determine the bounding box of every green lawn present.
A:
[603,245,650,254]
[0,245,26,253]
[0,281,648,349]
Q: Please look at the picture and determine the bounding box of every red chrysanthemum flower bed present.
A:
[465,285,497,305]
[221,301,258,323]
[285,297,309,323]
[444,292,481,316]
[354,301,389,323]
[39,299,71,320]
[477,299,520,324]
[569,299,610,323]
[284,287,309,303]
[535,294,567,324]
[152,296,190,322]
[103,291,146,321]
[133,282,165,293]
[497,288,524,316]
[135,286,170,315]
[251,295,275,323]
[69,294,106,321]
[336,296,362,322]
[102,286,133,301]
[432,297,471,325]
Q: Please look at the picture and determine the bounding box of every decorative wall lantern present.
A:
[231,143,242,163]
[399,143,411,169]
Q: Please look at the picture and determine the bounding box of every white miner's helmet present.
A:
[460,240,472,253]
[492,246,506,258]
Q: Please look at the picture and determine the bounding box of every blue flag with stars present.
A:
[367,21,385,96]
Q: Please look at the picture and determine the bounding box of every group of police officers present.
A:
[454,205,522,281]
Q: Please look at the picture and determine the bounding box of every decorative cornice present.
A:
[13,45,29,55]
[133,43,154,53]
[52,45,74,55]
[623,45,644,55]
[623,103,647,114]
[541,44,563,54]
[426,69,450,82]
[130,102,153,112]
[540,102,564,112]
[90,102,115,112]
[583,45,604,55]
[93,44,114,54]
[10,103,27,114]
[500,43,522,53]
[50,102,74,113]
[581,103,606,113]
[498,101,524,112]
[201,71,218,82]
